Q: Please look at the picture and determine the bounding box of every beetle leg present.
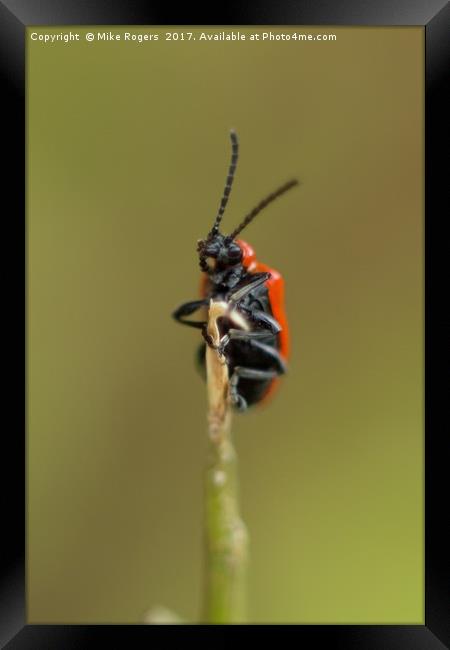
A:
[172,299,208,329]
[230,328,274,340]
[219,327,285,359]
[230,365,280,411]
[247,309,282,334]
[249,340,287,374]
[229,340,287,410]
[239,339,287,373]
[228,272,271,303]
[217,327,275,356]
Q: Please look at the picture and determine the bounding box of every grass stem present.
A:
[203,327,248,623]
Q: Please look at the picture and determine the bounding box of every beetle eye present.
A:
[228,245,242,260]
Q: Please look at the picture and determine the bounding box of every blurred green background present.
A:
[27,26,423,623]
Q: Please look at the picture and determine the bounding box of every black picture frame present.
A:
[2,0,448,646]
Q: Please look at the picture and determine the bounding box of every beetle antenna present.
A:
[229,178,299,239]
[209,130,239,237]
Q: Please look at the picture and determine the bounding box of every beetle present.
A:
[172,130,298,410]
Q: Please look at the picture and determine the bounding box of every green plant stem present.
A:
[203,343,248,623]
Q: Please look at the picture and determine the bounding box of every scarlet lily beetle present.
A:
[172,130,298,410]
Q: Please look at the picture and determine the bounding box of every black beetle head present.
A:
[197,234,243,272]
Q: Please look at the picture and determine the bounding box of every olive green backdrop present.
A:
[27,26,423,623]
